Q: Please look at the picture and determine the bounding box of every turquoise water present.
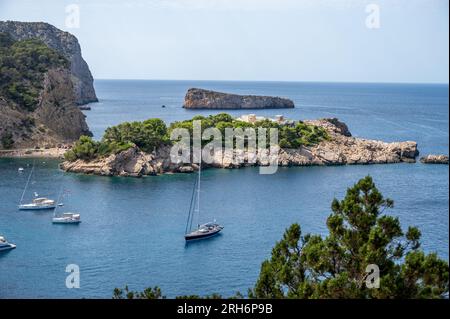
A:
[0,81,448,298]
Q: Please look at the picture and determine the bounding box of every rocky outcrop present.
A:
[0,30,91,149]
[0,67,91,148]
[0,21,97,105]
[61,118,419,177]
[183,88,294,109]
[420,154,449,164]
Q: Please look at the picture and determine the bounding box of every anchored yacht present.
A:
[185,222,223,241]
[52,212,81,224]
[52,188,81,224]
[185,159,223,241]
[0,236,16,251]
[18,162,55,210]
[19,197,56,210]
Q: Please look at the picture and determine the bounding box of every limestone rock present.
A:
[420,154,449,164]
[183,88,294,109]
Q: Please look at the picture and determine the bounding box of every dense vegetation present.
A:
[64,113,329,162]
[0,32,68,111]
[64,118,168,161]
[113,176,449,299]
[169,113,329,148]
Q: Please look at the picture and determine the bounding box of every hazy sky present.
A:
[0,0,448,83]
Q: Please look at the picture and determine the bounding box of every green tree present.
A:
[113,286,165,299]
[64,135,99,161]
[0,33,68,111]
[0,131,14,149]
[249,176,449,299]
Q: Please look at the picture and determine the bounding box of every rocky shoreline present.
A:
[60,118,420,177]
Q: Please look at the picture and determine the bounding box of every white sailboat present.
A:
[185,160,223,241]
[52,188,81,224]
[0,235,16,251]
[18,163,56,210]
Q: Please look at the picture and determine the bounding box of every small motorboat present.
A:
[52,212,81,224]
[0,236,16,251]
[185,222,223,241]
[18,167,24,172]
[19,197,56,210]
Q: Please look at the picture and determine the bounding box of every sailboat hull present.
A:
[0,244,16,251]
[18,204,56,210]
[185,226,223,241]
[19,204,56,210]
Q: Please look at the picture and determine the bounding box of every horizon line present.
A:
[93,78,450,85]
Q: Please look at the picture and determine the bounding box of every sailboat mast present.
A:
[196,154,201,227]
[19,161,34,205]
[54,186,64,217]
[185,175,198,234]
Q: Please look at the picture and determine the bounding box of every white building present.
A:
[237,114,294,126]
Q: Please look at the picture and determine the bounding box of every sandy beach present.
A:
[0,147,66,159]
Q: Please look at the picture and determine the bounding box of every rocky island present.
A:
[61,114,419,177]
[183,88,295,109]
[420,154,449,164]
[0,22,95,151]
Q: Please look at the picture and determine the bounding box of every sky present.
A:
[0,0,448,83]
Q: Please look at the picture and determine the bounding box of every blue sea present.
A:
[0,80,448,298]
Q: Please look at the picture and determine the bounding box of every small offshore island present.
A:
[183,88,295,109]
[60,113,419,177]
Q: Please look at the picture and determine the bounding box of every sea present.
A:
[0,80,448,298]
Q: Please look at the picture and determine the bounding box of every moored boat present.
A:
[52,188,81,224]
[185,222,223,241]
[18,162,56,210]
[185,158,223,242]
[52,212,81,224]
[0,236,16,251]
[19,197,56,210]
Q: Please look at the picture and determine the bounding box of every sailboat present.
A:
[52,188,81,224]
[0,235,16,252]
[185,161,223,241]
[18,163,56,210]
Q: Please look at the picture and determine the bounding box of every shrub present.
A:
[0,131,14,149]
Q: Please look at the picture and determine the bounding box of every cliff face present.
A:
[183,88,295,109]
[61,118,419,177]
[0,21,97,105]
[0,32,91,149]
[0,67,91,149]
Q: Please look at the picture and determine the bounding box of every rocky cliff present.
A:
[0,21,97,105]
[61,118,419,177]
[183,88,295,109]
[0,32,91,149]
